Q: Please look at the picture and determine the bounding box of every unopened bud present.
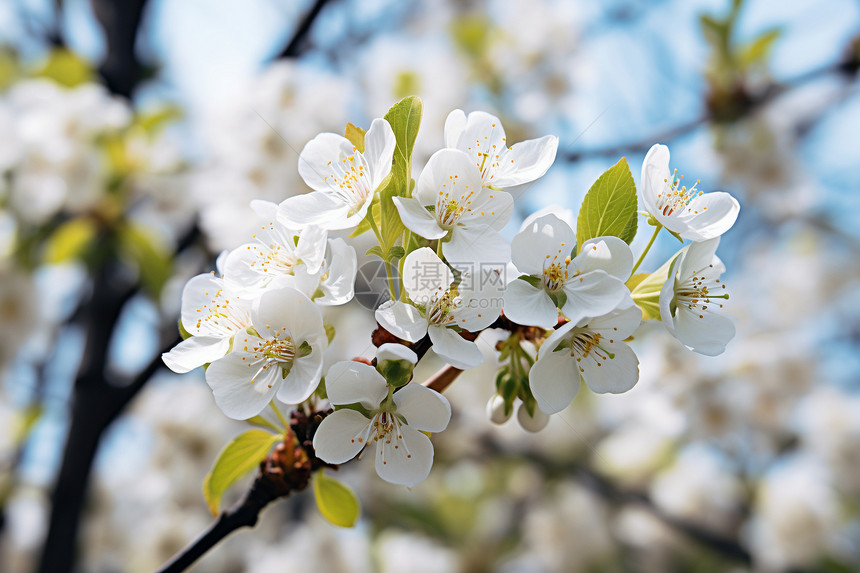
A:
[486,394,511,425]
[517,402,549,432]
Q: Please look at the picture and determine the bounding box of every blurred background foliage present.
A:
[0,0,859,572]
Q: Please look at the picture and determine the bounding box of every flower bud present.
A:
[486,394,511,425]
[517,402,549,432]
[377,343,417,387]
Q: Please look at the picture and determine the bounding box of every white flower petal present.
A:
[205,352,279,420]
[462,189,514,231]
[363,118,397,188]
[444,109,467,149]
[253,287,324,344]
[312,409,371,464]
[576,236,634,280]
[502,279,558,328]
[295,224,328,274]
[277,349,324,404]
[401,247,454,304]
[375,424,434,487]
[490,134,558,188]
[428,325,483,369]
[679,238,720,279]
[324,361,389,408]
[415,148,483,207]
[377,343,418,364]
[315,238,357,305]
[641,144,670,215]
[677,192,739,241]
[375,300,429,343]
[589,300,642,340]
[560,272,627,325]
[529,348,580,415]
[162,336,230,374]
[393,384,451,433]
[675,308,736,356]
[511,214,575,275]
[443,225,510,268]
[277,192,353,230]
[297,132,355,193]
[580,341,639,394]
[393,197,447,239]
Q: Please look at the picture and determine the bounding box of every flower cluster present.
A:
[164,98,740,489]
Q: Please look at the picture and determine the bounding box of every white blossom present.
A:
[205,287,326,419]
[279,118,396,231]
[530,302,641,414]
[162,273,252,374]
[394,148,513,265]
[641,144,739,241]
[313,361,450,487]
[659,238,735,356]
[504,213,632,328]
[375,247,501,369]
[444,109,558,189]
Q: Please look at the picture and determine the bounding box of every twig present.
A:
[276,0,333,59]
[422,365,463,393]
[561,58,855,162]
[479,435,752,564]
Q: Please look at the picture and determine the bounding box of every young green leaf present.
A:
[117,223,172,296]
[202,430,282,516]
[43,218,97,264]
[313,471,360,527]
[384,96,423,192]
[576,157,638,250]
[344,122,366,153]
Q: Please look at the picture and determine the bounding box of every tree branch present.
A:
[275,0,332,59]
[90,0,149,98]
[479,435,752,564]
[561,58,855,163]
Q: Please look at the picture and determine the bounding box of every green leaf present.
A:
[34,48,93,87]
[117,223,172,296]
[740,28,781,67]
[517,274,542,288]
[575,158,638,250]
[244,415,283,433]
[630,254,679,321]
[384,96,423,191]
[344,122,366,153]
[203,430,282,516]
[377,96,423,252]
[350,197,380,238]
[388,246,405,260]
[313,471,360,527]
[366,245,384,258]
[44,218,98,264]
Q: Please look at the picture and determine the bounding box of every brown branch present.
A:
[156,410,327,573]
[422,365,463,393]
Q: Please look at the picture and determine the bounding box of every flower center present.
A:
[321,150,372,210]
[674,267,729,319]
[541,246,574,292]
[655,169,703,218]
[427,290,459,326]
[436,176,474,228]
[194,288,250,336]
[255,336,297,363]
[566,328,615,373]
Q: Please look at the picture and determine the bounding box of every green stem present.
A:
[398,230,412,301]
[368,215,397,301]
[269,401,290,431]
[629,223,662,278]
[436,238,444,259]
